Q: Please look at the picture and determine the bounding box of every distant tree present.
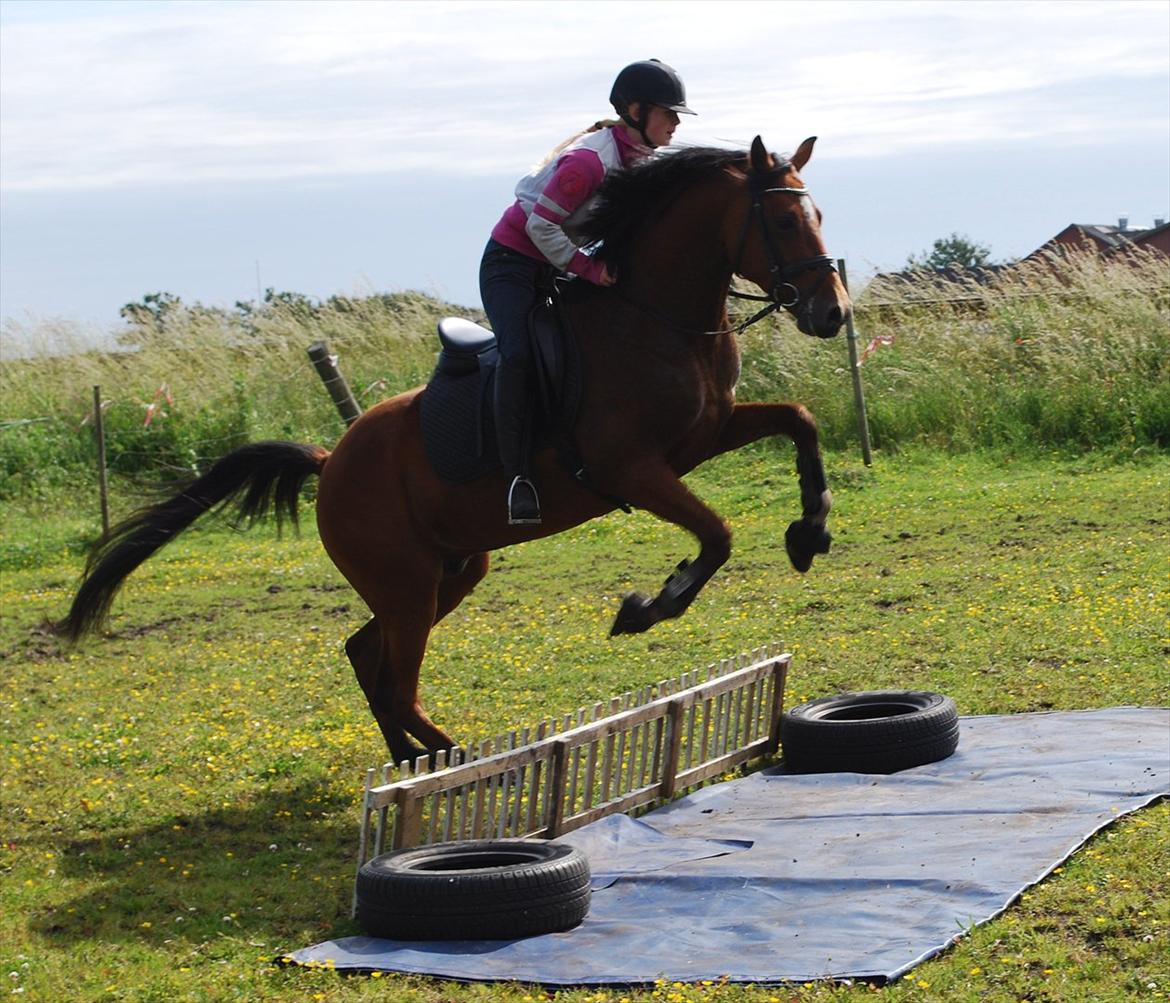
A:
[119,291,240,348]
[232,288,319,333]
[262,287,318,317]
[120,291,183,331]
[906,233,993,270]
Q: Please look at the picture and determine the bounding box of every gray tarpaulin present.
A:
[291,707,1168,986]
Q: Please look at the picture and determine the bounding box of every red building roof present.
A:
[1030,218,1169,259]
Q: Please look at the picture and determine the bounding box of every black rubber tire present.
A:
[354,839,591,941]
[780,690,959,774]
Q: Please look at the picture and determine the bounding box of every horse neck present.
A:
[622,178,736,326]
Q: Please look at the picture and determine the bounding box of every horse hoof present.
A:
[785,520,832,574]
[610,592,656,636]
[393,743,431,767]
[425,746,462,771]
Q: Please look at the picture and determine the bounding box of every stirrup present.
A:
[507,476,542,525]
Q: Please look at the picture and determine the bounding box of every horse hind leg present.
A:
[435,553,490,624]
[344,619,427,764]
[338,548,488,764]
[377,602,461,760]
[349,553,490,764]
[341,556,462,762]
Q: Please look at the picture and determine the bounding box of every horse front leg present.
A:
[709,402,832,573]
[605,459,732,636]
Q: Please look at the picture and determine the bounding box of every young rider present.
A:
[481,59,695,525]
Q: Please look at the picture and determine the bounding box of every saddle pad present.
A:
[419,369,499,485]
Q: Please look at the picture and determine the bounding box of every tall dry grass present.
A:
[0,249,1166,498]
[736,248,1169,453]
[0,291,477,495]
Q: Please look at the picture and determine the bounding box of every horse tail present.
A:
[56,440,329,643]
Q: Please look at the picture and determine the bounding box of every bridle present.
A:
[725,171,837,331]
[612,167,837,338]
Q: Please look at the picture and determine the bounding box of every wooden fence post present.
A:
[767,656,788,755]
[658,698,687,800]
[306,341,362,427]
[92,386,110,535]
[545,740,571,838]
[838,259,874,466]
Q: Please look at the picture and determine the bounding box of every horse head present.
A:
[728,136,851,339]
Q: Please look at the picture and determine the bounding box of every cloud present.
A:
[1,0,1167,191]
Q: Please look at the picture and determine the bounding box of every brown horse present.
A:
[58,136,850,763]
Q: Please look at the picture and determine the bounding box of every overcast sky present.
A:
[1,0,1168,339]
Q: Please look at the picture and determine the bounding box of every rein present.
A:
[614,175,837,338]
[614,285,783,339]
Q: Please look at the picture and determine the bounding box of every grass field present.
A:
[1,445,1167,1002]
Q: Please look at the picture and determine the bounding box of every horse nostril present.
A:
[825,306,842,329]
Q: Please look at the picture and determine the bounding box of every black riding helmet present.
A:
[609,59,696,147]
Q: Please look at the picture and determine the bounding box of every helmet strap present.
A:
[619,105,656,149]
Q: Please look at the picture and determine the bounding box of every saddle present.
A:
[419,291,584,485]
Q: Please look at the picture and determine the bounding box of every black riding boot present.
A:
[494,359,541,525]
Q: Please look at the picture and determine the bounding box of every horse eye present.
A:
[774,213,798,231]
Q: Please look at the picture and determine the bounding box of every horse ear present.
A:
[749,136,772,173]
[792,136,817,170]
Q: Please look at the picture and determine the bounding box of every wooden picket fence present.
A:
[354,645,790,907]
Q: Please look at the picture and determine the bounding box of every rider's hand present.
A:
[575,256,617,287]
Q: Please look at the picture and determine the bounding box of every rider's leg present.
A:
[494,357,540,523]
[479,240,543,525]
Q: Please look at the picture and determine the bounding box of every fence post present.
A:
[306,341,362,427]
[658,698,687,800]
[92,386,110,535]
[838,259,874,466]
[766,655,789,756]
[545,740,571,838]
[394,786,423,850]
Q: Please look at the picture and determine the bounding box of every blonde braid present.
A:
[534,119,623,169]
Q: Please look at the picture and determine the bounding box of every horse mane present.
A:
[572,145,789,271]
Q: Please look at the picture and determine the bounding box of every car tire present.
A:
[780,690,959,774]
[354,839,591,941]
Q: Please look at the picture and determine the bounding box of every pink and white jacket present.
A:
[490,126,647,284]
